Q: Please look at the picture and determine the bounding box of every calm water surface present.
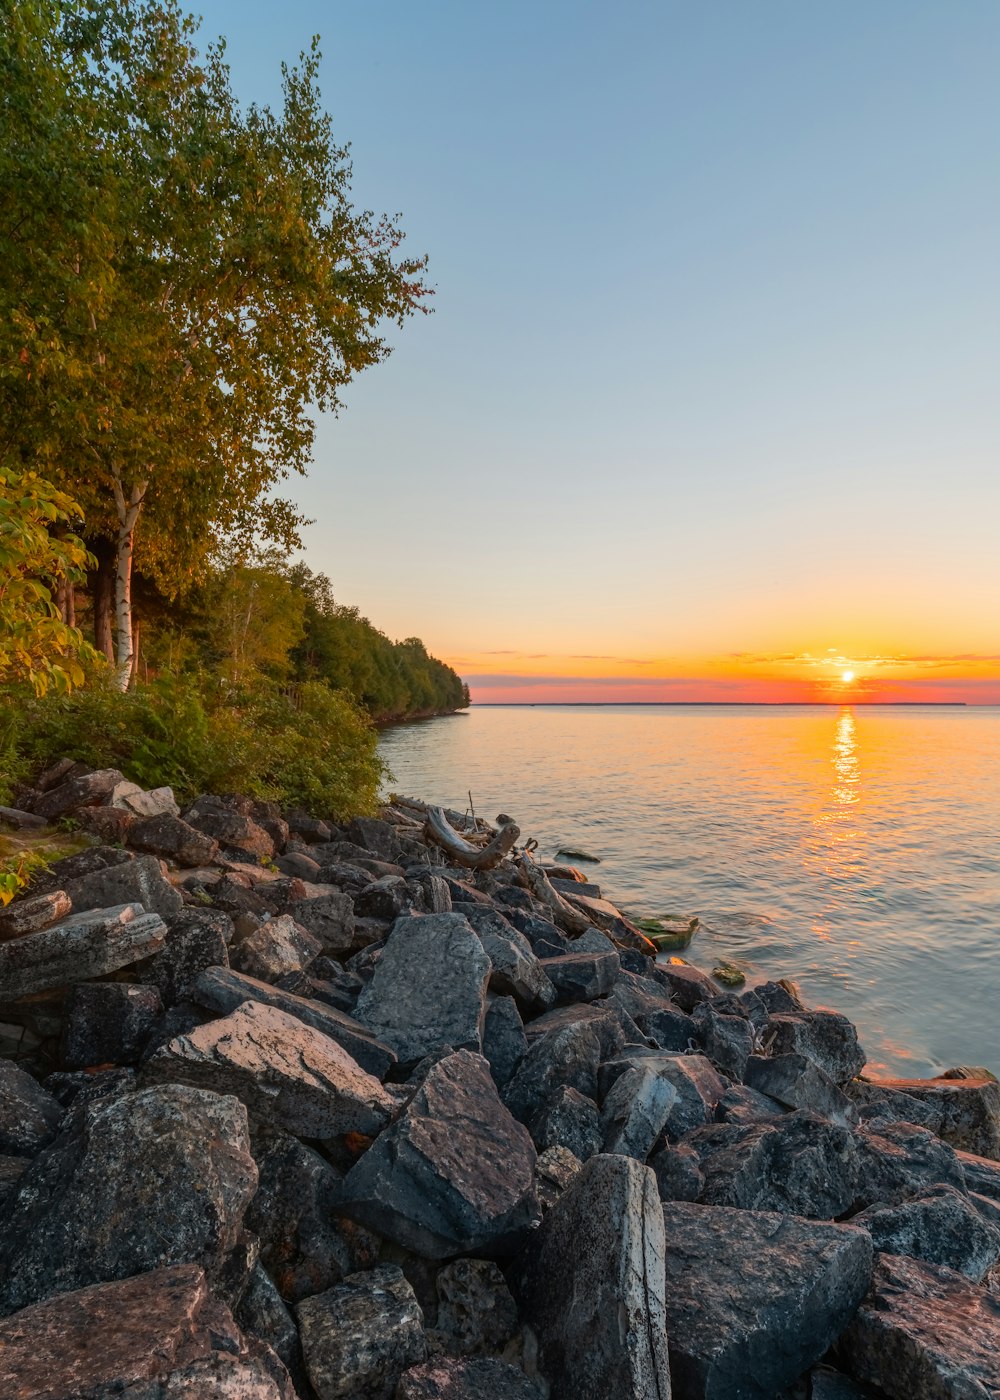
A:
[380,705,1000,1077]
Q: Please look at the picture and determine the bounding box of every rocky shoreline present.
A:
[1,761,999,1399]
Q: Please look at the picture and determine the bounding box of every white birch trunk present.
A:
[110,475,147,692]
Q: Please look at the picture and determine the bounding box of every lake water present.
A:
[379,704,1000,1078]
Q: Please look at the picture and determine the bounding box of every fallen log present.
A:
[517,854,593,936]
[423,806,520,871]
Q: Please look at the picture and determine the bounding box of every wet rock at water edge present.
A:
[513,1153,671,1400]
[397,1356,542,1399]
[833,1251,1000,1400]
[766,1008,866,1085]
[654,960,718,1011]
[0,889,71,941]
[296,1264,426,1399]
[231,911,324,983]
[62,981,162,1068]
[354,913,490,1066]
[663,1201,873,1400]
[0,903,167,1001]
[0,1082,258,1315]
[0,1059,63,1155]
[340,1050,539,1259]
[0,1263,295,1400]
[145,998,397,1140]
[848,1074,1000,1160]
[852,1119,968,1209]
[851,1183,1000,1281]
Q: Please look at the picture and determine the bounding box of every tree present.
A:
[0,469,95,694]
[1,0,430,688]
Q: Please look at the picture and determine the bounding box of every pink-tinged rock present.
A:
[0,890,71,942]
[0,1263,294,1399]
[0,904,167,1000]
[849,1075,1000,1160]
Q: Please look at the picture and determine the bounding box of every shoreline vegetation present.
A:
[1,767,999,1397]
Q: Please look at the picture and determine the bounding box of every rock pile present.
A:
[1,767,1000,1398]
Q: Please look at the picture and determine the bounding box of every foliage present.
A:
[7,673,385,817]
[0,846,49,906]
[0,469,97,694]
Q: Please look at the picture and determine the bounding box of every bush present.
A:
[3,674,386,819]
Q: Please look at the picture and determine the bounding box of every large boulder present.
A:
[186,807,275,859]
[287,892,357,957]
[30,767,124,821]
[0,889,70,941]
[109,779,180,818]
[231,913,323,983]
[833,1251,1000,1399]
[459,905,556,1014]
[0,1263,294,1400]
[138,907,232,1006]
[600,1050,725,1140]
[62,852,184,918]
[502,1023,601,1127]
[663,1201,873,1400]
[145,999,397,1140]
[62,982,162,1068]
[296,1265,425,1400]
[853,1120,968,1209]
[0,1060,62,1155]
[340,1050,538,1259]
[851,1183,1000,1282]
[512,1153,671,1400]
[848,1075,1000,1160]
[127,811,219,866]
[192,965,396,1079]
[0,1083,257,1315]
[765,1009,866,1084]
[354,913,490,1066]
[745,1053,858,1127]
[0,903,167,1000]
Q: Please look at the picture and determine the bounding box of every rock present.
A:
[853,1120,968,1209]
[0,1263,294,1400]
[745,1052,859,1127]
[513,1153,670,1400]
[766,1009,866,1085]
[0,1060,62,1155]
[530,1085,602,1160]
[431,1258,519,1357]
[650,1142,704,1201]
[0,889,71,941]
[139,907,233,1005]
[534,1144,582,1212]
[0,804,46,830]
[714,1082,786,1125]
[397,1357,541,1399]
[44,1066,136,1109]
[32,844,132,892]
[802,1363,872,1400]
[30,767,125,820]
[754,978,807,1014]
[0,1082,258,1315]
[540,950,619,1003]
[75,803,136,843]
[849,1075,1000,1160]
[460,906,555,1014]
[600,1065,677,1161]
[957,1148,1000,1201]
[483,995,527,1089]
[192,966,396,1079]
[287,892,357,956]
[231,912,323,983]
[34,756,83,790]
[601,1050,726,1140]
[277,849,322,880]
[654,960,717,1011]
[833,1251,1000,1400]
[110,779,181,818]
[851,1183,1000,1281]
[341,1050,538,1259]
[346,816,405,862]
[355,874,412,921]
[145,999,397,1140]
[692,1003,755,1080]
[503,1023,601,1126]
[187,808,275,859]
[663,1201,873,1400]
[355,914,490,1067]
[521,1001,627,1059]
[409,871,453,914]
[237,1264,307,1390]
[62,852,184,918]
[296,1264,426,1400]
[0,903,167,1000]
[62,982,162,1068]
[285,811,332,843]
[247,1129,378,1302]
[690,1111,860,1218]
[128,811,219,866]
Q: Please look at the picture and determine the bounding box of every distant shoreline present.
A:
[468,700,972,708]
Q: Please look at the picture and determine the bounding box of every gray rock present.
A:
[0,804,46,830]
[600,1065,677,1160]
[237,1263,307,1390]
[654,960,717,1011]
[397,1357,542,1399]
[288,891,357,956]
[848,1075,1000,1159]
[231,912,323,983]
[460,906,555,1014]
[601,1049,726,1140]
[110,779,180,816]
[346,816,404,862]
[534,1144,583,1212]
[276,849,322,880]
[296,1265,425,1399]
[30,767,124,820]
[513,1153,670,1400]
[766,1009,866,1084]
[192,965,396,1079]
[745,1052,859,1127]
[834,1251,1000,1400]
[692,1003,755,1080]
[0,1263,294,1400]
[503,1023,601,1126]
[797,1364,872,1400]
[0,1060,62,1155]
[521,1002,628,1060]
[431,1257,519,1357]
[355,913,490,1066]
[63,852,184,918]
[0,889,70,940]
[540,949,619,1004]
[957,1148,1000,1200]
[145,999,397,1139]
[483,995,527,1089]
[127,810,219,866]
[852,1183,1000,1281]
[854,1120,968,1209]
[530,1085,602,1160]
[341,1050,538,1259]
[0,1083,258,1315]
[247,1129,378,1302]
[663,1201,874,1400]
[410,871,453,914]
[714,1082,787,1125]
[187,808,275,858]
[0,903,167,1000]
[138,907,233,1005]
[650,1142,704,1201]
[355,874,412,920]
[62,982,162,1067]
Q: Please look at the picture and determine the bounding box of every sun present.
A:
[841,670,855,684]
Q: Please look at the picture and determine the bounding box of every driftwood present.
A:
[423,806,520,871]
[517,854,593,936]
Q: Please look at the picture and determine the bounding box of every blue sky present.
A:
[192,1,1000,697]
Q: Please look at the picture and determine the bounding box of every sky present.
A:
[194,0,1000,703]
